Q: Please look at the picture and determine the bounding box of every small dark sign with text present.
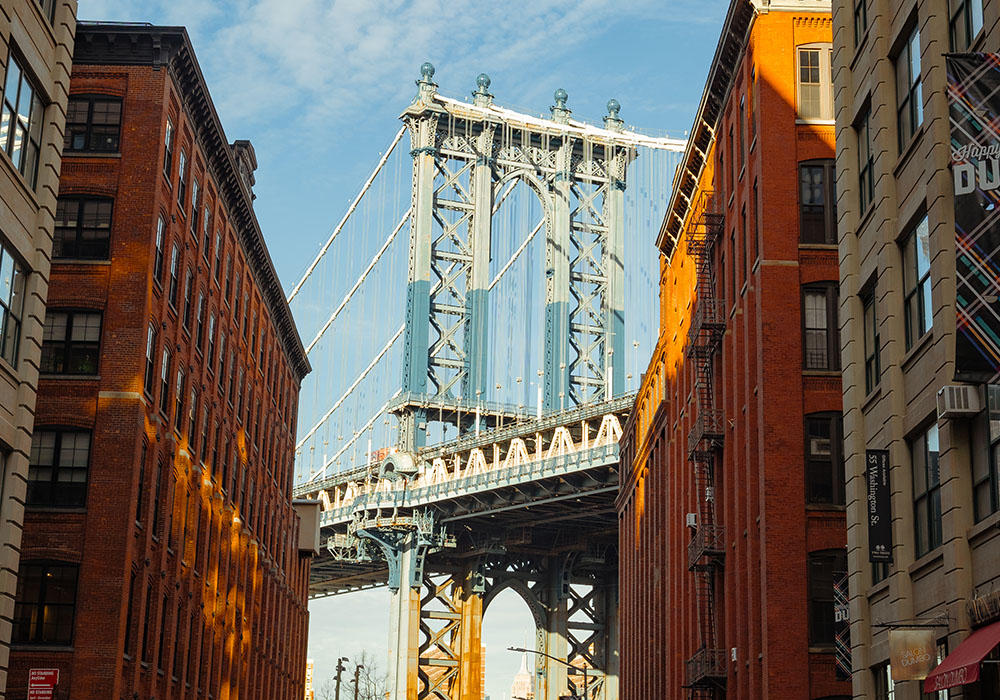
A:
[866,449,892,563]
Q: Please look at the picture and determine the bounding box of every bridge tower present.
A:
[331,64,674,700]
[394,62,635,452]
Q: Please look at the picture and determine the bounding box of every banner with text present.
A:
[866,449,892,563]
[834,572,851,681]
[949,53,1000,382]
[890,629,936,681]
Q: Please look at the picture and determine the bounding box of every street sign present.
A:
[28,669,59,700]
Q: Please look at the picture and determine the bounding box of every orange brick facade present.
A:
[618,3,846,699]
[8,26,312,700]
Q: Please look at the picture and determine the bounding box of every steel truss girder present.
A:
[398,88,636,448]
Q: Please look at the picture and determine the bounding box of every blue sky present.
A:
[83,1,728,697]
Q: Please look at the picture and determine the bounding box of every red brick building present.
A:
[617,1,846,698]
[8,24,313,700]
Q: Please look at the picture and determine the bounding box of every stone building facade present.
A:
[0,0,76,695]
[833,0,1000,697]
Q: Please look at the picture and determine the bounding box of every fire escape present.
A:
[684,194,727,699]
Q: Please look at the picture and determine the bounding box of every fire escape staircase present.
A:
[684,203,727,696]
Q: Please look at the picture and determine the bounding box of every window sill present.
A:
[798,243,838,251]
[856,199,877,236]
[861,384,882,413]
[38,373,100,380]
[11,644,74,652]
[893,123,925,178]
[795,118,836,126]
[850,26,871,73]
[64,151,121,159]
[968,508,1000,547]
[52,258,111,265]
[802,369,841,377]
[908,548,944,579]
[25,505,87,514]
[738,164,746,182]
[805,503,847,512]
[900,330,934,372]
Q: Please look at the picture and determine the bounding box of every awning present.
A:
[924,620,1000,693]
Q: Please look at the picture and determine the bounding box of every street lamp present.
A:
[334,657,350,700]
[507,646,589,700]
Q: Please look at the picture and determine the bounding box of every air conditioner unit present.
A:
[686,513,698,529]
[937,385,981,419]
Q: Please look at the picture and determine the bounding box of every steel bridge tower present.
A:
[335,63,679,700]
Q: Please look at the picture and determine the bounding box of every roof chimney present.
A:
[231,139,257,201]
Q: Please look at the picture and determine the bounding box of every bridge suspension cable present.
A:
[297,324,405,450]
[287,125,406,303]
[306,389,403,483]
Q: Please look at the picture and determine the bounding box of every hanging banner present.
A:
[866,449,892,563]
[834,572,851,681]
[949,53,1000,382]
[890,629,936,681]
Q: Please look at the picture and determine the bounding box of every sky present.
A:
[81,1,729,697]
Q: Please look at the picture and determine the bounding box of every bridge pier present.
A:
[540,561,570,700]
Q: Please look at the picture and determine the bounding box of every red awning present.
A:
[924,620,1000,693]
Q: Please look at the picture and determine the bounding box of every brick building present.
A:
[833,0,1000,697]
[0,1,76,694]
[8,23,314,700]
[617,1,848,698]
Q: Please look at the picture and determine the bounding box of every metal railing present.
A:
[688,524,725,570]
[685,647,727,686]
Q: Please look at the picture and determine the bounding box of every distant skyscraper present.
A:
[305,659,315,700]
[509,652,533,700]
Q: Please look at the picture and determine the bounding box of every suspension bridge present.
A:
[290,63,684,700]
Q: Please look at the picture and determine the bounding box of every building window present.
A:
[0,240,25,366]
[196,292,205,349]
[124,571,136,655]
[855,0,869,45]
[203,207,211,256]
[136,443,147,524]
[903,215,932,350]
[189,388,198,451]
[182,268,193,329]
[26,430,91,507]
[40,310,101,374]
[214,231,223,282]
[218,332,226,379]
[873,662,895,700]
[863,288,880,394]
[144,323,157,396]
[151,216,165,282]
[64,96,121,152]
[13,561,78,644]
[54,197,113,260]
[803,284,839,371]
[157,595,169,671]
[168,243,180,307]
[912,422,941,557]
[806,412,845,505]
[190,179,199,237]
[225,254,233,300]
[808,549,847,646]
[159,346,171,415]
[950,0,985,51]
[35,0,57,21]
[177,149,187,207]
[207,312,216,367]
[0,52,43,188]
[797,44,834,120]
[857,107,874,212]
[738,94,745,171]
[175,368,185,432]
[163,117,173,177]
[800,160,837,244]
[896,25,923,151]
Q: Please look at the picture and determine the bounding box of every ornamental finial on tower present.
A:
[551,88,571,124]
[414,61,437,105]
[604,98,624,132]
[473,73,493,107]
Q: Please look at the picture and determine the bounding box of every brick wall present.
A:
[9,31,310,700]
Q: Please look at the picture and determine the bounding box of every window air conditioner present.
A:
[686,513,698,529]
[937,385,981,419]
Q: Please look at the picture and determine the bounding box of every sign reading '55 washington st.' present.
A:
[866,449,892,563]
[949,53,1000,382]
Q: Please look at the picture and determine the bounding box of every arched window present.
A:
[54,196,113,259]
[64,95,122,152]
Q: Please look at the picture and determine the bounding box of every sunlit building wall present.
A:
[8,22,313,700]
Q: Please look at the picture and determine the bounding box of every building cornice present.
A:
[73,23,311,381]
[656,0,831,259]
